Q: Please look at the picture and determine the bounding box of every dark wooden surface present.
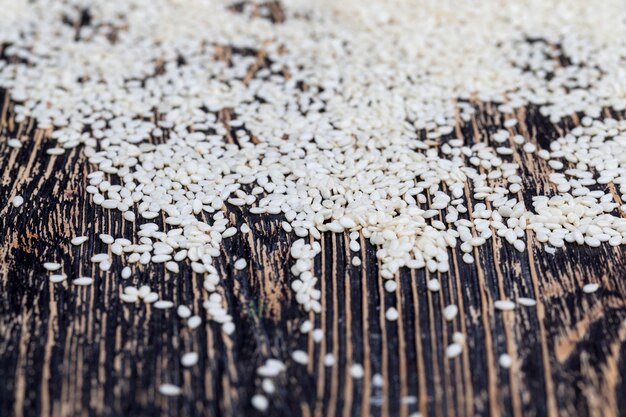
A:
[1,63,626,417]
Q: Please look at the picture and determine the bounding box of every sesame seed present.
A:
[234,259,247,270]
[582,283,600,294]
[43,262,61,271]
[516,297,537,307]
[291,350,308,365]
[181,352,199,367]
[71,236,88,246]
[499,353,512,368]
[72,277,93,286]
[158,384,182,396]
[446,343,463,359]
[385,307,399,321]
[494,300,516,311]
[350,364,364,379]
[443,304,459,321]
[251,394,269,412]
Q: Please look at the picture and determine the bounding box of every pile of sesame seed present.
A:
[2,0,626,411]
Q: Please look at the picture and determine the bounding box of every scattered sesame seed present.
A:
[385,307,399,321]
[324,354,335,367]
[158,384,182,396]
[443,304,459,321]
[516,297,537,307]
[49,274,66,283]
[72,277,93,286]
[494,300,516,311]
[292,350,309,365]
[582,283,600,294]
[43,262,61,271]
[427,279,441,292]
[181,352,199,367]
[350,364,364,379]
[499,353,512,369]
[71,236,88,246]
[234,259,247,270]
[251,394,269,412]
[446,343,463,359]
[12,195,24,208]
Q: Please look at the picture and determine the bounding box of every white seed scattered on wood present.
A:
[121,266,131,279]
[71,236,88,246]
[177,305,191,319]
[291,350,308,365]
[72,277,93,286]
[159,384,182,396]
[516,297,537,307]
[312,329,324,343]
[154,300,174,309]
[582,283,600,294]
[234,258,247,270]
[446,343,463,358]
[443,304,459,321]
[181,352,199,367]
[43,262,61,271]
[350,364,364,379]
[187,315,202,329]
[494,300,516,311]
[49,274,66,283]
[324,353,335,367]
[499,353,512,368]
[299,320,313,334]
[222,321,235,335]
[427,279,441,292]
[262,378,275,394]
[251,394,269,412]
[385,307,399,321]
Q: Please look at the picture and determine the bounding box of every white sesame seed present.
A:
[494,300,516,311]
[446,343,463,359]
[234,258,247,270]
[187,315,202,329]
[582,283,600,294]
[49,274,66,283]
[121,266,131,279]
[12,195,24,208]
[251,394,269,412]
[499,353,512,369]
[385,307,399,322]
[443,304,458,321]
[516,297,537,307]
[177,305,191,319]
[43,262,61,271]
[350,364,364,379]
[154,300,174,309]
[292,350,309,365]
[427,279,441,292]
[181,352,199,367]
[222,322,235,335]
[159,384,182,396]
[72,277,93,286]
[324,354,335,367]
[71,236,88,246]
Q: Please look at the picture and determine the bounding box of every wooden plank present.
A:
[1,85,625,417]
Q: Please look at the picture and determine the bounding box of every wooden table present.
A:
[1,73,626,417]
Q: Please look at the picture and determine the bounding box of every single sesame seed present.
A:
[158,384,182,396]
[582,283,600,294]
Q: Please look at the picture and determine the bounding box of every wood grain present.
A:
[1,54,626,417]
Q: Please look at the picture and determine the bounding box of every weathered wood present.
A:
[1,85,625,417]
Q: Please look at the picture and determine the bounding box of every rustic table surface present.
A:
[1,15,626,417]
